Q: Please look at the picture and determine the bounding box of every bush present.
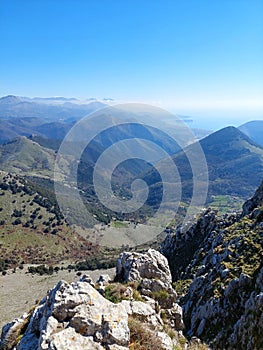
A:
[12,218,22,225]
[0,260,7,272]
[104,283,129,303]
[12,209,22,217]
[0,183,8,190]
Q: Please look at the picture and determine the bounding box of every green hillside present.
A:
[0,137,55,177]
[144,126,263,208]
[0,171,98,267]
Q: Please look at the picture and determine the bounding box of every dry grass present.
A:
[128,316,165,350]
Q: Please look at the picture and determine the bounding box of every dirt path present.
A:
[0,266,115,330]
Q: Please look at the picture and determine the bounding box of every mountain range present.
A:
[0,126,263,215]
[0,95,107,120]
[0,94,263,225]
[0,95,210,144]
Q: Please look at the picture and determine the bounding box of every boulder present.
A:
[116,249,172,287]
[115,249,177,306]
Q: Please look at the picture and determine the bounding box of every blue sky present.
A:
[0,0,262,129]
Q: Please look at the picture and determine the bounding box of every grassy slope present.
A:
[0,171,97,266]
[0,137,55,177]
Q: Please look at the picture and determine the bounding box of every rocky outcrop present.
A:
[162,185,263,349]
[227,267,263,350]
[0,277,129,350]
[116,249,178,309]
[116,249,172,286]
[242,179,263,216]
[115,248,185,337]
[161,209,238,280]
[0,250,190,350]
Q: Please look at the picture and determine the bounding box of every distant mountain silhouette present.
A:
[239,120,263,147]
[0,95,106,121]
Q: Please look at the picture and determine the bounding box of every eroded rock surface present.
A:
[116,248,172,286]
[0,279,129,350]
[0,249,187,350]
[162,183,263,350]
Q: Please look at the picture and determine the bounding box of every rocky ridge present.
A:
[0,249,207,350]
[162,181,263,349]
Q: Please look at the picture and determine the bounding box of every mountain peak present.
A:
[0,95,21,104]
[199,125,261,150]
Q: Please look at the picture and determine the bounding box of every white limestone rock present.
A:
[1,279,130,350]
[116,249,172,287]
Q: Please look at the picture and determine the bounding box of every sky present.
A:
[0,0,262,130]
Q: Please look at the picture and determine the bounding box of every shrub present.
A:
[12,209,22,217]
[172,279,192,297]
[0,183,8,190]
[12,218,22,225]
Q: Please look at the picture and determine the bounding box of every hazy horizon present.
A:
[0,0,262,130]
[1,92,262,131]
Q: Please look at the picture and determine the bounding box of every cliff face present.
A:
[242,179,263,216]
[162,181,263,349]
